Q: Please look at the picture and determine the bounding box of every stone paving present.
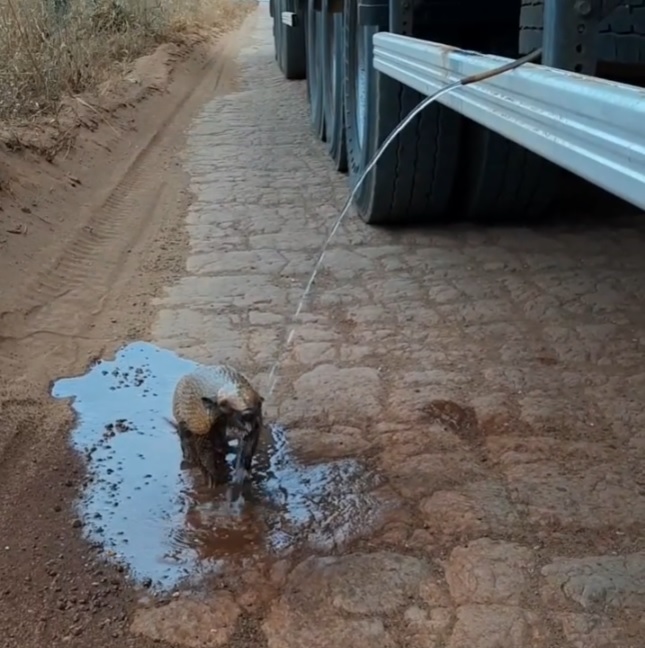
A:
[146,6,645,648]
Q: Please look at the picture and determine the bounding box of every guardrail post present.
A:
[542,0,603,73]
[542,0,631,73]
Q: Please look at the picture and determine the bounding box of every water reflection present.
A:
[52,341,382,590]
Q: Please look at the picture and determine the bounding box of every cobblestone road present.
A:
[146,7,645,647]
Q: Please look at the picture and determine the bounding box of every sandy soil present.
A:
[0,13,253,647]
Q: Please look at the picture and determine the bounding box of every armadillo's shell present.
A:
[171,364,261,436]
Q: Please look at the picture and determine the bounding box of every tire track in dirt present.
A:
[0,14,256,374]
[0,11,259,481]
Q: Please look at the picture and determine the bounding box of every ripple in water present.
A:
[52,341,383,591]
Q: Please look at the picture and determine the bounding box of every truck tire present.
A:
[321,0,347,172]
[306,0,326,140]
[452,13,563,220]
[276,0,306,80]
[343,0,462,225]
[519,0,645,64]
[460,120,563,220]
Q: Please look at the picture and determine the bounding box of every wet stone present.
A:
[130,594,240,647]
[541,553,645,610]
[445,538,535,606]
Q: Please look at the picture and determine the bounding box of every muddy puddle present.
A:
[52,342,383,591]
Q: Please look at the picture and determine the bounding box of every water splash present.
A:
[51,341,384,590]
[265,82,461,397]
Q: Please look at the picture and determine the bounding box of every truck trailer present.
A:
[269,0,645,225]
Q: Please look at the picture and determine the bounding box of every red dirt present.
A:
[0,15,252,648]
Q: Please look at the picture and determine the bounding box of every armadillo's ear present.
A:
[260,395,265,404]
[201,397,220,416]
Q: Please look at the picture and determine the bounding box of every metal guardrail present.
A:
[373,33,645,211]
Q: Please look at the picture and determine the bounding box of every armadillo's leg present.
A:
[193,430,229,488]
[192,434,212,487]
[212,419,229,456]
[236,422,261,482]
[205,451,229,488]
[177,422,197,468]
[250,425,271,475]
[241,429,259,472]
[209,421,230,486]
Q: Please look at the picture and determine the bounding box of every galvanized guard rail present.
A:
[373,33,645,210]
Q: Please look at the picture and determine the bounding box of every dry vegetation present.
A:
[0,0,252,121]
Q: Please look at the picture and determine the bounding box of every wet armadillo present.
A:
[169,364,264,488]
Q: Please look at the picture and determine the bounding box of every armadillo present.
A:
[169,364,264,488]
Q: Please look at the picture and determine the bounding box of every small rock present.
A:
[445,538,535,606]
[263,552,444,648]
[130,594,240,647]
[448,605,541,648]
[541,553,645,610]
[264,604,395,648]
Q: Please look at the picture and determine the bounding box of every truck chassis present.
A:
[271,0,645,225]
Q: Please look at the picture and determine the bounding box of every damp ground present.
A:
[52,341,385,591]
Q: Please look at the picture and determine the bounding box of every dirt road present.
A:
[1,4,645,647]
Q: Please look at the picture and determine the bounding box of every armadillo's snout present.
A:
[231,409,259,435]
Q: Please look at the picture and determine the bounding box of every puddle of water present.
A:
[52,341,382,591]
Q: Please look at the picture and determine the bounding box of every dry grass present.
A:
[0,0,252,121]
